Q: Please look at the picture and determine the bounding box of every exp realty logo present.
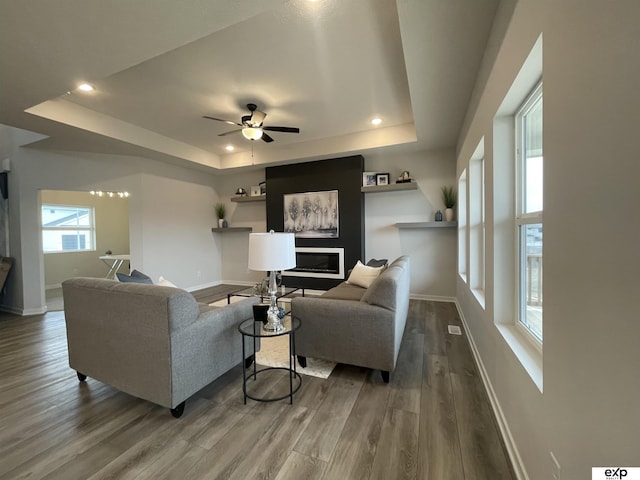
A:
[593,467,640,479]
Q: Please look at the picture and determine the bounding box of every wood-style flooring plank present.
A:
[178,398,247,450]
[293,371,363,462]
[134,441,208,480]
[406,299,426,335]
[182,402,289,480]
[424,301,450,356]
[388,330,424,414]
[41,439,124,480]
[135,441,208,480]
[1,395,152,478]
[369,408,419,480]
[442,303,477,376]
[274,451,328,480]
[225,405,313,480]
[320,372,391,480]
[418,354,465,479]
[85,412,195,480]
[451,372,515,480]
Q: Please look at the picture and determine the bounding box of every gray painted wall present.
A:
[456,0,640,478]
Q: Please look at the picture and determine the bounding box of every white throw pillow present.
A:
[347,261,384,288]
[157,276,177,288]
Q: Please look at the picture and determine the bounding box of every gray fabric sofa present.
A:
[291,255,410,382]
[62,277,258,417]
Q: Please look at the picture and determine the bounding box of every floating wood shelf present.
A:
[231,195,266,203]
[211,227,253,232]
[395,221,457,229]
[361,182,418,193]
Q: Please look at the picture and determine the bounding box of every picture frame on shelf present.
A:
[376,173,390,186]
[250,185,261,196]
[362,172,377,187]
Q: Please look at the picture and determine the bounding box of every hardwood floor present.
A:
[0,287,515,479]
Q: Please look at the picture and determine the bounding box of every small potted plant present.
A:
[214,203,227,228]
[441,186,457,222]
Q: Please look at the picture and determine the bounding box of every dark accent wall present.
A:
[266,155,364,290]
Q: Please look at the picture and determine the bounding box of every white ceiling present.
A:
[0,0,499,173]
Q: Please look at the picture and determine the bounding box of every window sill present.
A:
[496,323,543,392]
[471,288,486,309]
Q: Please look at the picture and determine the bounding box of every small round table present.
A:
[238,314,302,404]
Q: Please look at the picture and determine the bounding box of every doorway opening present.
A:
[40,189,130,311]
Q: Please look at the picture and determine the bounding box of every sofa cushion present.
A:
[361,256,410,311]
[321,282,367,301]
[157,276,177,287]
[116,269,153,284]
[346,261,385,288]
[366,258,388,268]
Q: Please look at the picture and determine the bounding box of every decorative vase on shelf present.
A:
[218,219,225,228]
[444,208,454,222]
[222,219,229,228]
[435,210,443,221]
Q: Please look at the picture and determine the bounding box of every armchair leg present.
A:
[297,355,307,368]
[381,370,390,383]
[245,354,255,369]
[76,371,87,382]
[170,401,186,418]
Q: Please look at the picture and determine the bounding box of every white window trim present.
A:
[457,169,468,283]
[42,204,97,254]
[468,138,485,308]
[514,82,543,347]
[492,33,543,391]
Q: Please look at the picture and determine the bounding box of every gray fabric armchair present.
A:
[62,277,258,417]
[291,256,410,382]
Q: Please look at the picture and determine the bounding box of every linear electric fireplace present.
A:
[283,247,345,280]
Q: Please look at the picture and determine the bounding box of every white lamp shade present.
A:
[242,127,263,141]
[248,232,296,272]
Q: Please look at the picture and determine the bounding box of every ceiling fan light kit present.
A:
[203,103,300,143]
[242,127,263,141]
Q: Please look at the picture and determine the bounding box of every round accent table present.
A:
[238,314,302,404]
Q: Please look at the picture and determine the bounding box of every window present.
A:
[458,169,467,282]
[469,139,485,303]
[515,83,543,342]
[42,204,96,253]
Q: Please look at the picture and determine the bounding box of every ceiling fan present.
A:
[203,103,300,143]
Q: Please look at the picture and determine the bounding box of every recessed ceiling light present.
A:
[371,117,382,126]
[225,145,235,152]
[77,83,94,92]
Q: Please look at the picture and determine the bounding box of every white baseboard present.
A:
[0,304,47,316]
[454,300,529,480]
[410,293,457,303]
[185,280,225,292]
[45,283,62,291]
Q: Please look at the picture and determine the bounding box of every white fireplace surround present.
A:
[283,247,345,280]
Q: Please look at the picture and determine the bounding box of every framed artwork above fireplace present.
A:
[283,190,338,238]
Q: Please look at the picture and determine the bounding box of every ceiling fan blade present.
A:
[203,115,242,127]
[263,126,300,134]
[261,132,274,143]
[218,129,242,137]
[250,110,266,126]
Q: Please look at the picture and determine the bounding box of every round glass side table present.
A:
[238,314,302,404]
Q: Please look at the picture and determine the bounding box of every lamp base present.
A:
[263,314,284,332]
[263,272,284,332]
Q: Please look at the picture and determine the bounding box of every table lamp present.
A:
[248,230,296,332]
